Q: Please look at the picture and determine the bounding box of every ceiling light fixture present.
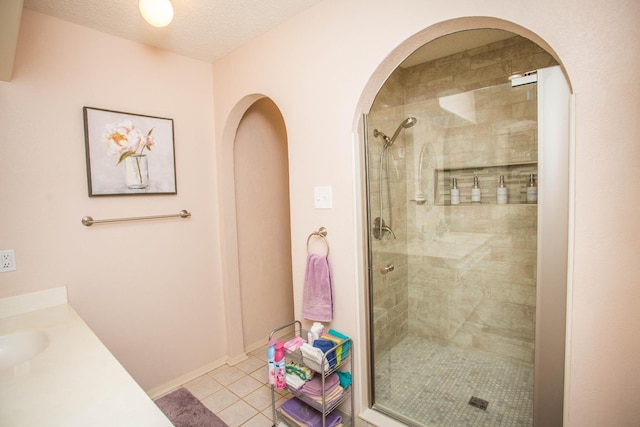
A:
[139,0,174,28]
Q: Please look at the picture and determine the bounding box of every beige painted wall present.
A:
[0,10,225,391]
[212,0,640,425]
[234,98,294,349]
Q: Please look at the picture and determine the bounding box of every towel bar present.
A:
[82,210,191,226]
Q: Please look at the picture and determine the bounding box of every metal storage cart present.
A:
[269,320,353,427]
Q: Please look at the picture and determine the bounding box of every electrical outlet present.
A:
[0,250,16,272]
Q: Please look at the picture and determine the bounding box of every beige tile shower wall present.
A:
[403,35,558,105]
[402,36,553,365]
[408,204,537,365]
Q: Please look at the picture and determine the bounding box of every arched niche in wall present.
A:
[219,94,294,360]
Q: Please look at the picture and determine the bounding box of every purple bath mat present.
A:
[155,387,228,427]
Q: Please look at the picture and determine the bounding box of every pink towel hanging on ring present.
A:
[302,253,333,322]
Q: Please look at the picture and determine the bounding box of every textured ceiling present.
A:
[23,0,324,63]
[23,1,515,67]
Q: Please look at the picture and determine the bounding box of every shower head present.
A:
[389,117,417,145]
[402,116,418,128]
[373,117,417,148]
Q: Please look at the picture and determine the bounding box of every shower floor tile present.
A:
[374,336,533,426]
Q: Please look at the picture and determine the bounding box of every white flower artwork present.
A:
[83,107,176,196]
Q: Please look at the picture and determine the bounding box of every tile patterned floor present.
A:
[158,345,288,427]
[374,336,534,426]
[158,337,532,427]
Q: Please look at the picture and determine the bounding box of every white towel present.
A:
[300,342,329,372]
[286,373,306,390]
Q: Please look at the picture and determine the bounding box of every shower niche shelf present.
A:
[269,320,353,427]
[434,162,537,205]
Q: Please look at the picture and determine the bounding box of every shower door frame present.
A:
[362,65,571,427]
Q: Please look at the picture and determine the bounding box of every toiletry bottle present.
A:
[311,322,324,341]
[267,340,276,385]
[471,176,481,203]
[527,174,537,203]
[274,341,286,389]
[450,178,460,205]
[497,175,508,204]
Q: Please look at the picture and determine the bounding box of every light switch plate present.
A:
[314,186,332,209]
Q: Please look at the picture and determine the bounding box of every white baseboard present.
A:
[226,352,248,366]
[245,338,267,354]
[147,348,261,398]
[146,357,227,399]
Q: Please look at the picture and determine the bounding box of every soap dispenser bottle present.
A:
[450,178,460,205]
[497,175,508,204]
[471,176,481,203]
[526,174,537,203]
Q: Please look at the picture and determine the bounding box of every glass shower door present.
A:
[366,80,540,426]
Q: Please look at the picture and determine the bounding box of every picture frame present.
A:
[83,106,177,196]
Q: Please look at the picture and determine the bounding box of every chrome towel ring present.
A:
[306,227,329,256]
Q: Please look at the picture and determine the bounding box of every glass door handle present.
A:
[380,264,395,275]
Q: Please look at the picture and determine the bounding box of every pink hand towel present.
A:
[302,253,333,322]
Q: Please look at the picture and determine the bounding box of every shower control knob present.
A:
[380,264,395,275]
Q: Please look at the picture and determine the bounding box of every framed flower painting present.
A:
[83,107,177,196]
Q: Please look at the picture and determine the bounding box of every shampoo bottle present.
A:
[526,174,537,203]
[274,341,286,389]
[311,322,324,340]
[471,176,481,203]
[450,178,460,205]
[497,175,508,204]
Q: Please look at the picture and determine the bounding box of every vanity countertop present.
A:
[0,290,173,427]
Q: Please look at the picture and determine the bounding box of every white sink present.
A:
[0,330,49,371]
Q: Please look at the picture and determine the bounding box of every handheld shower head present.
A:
[373,117,417,148]
[404,116,418,128]
[389,116,417,144]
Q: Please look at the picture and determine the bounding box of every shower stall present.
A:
[364,33,569,427]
